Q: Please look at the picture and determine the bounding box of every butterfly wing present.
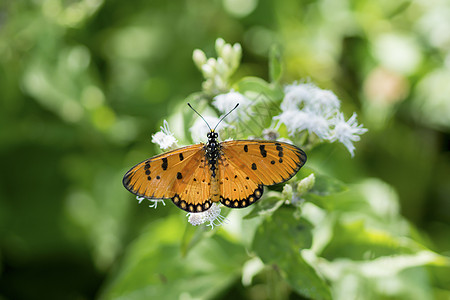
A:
[123,144,214,213]
[218,140,306,208]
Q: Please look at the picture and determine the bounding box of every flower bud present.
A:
[192,49,207,69]
[215,38,225,55]
[297,173,315,196]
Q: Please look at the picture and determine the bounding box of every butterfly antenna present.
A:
[213,103,239,131]
[187,103,212,132]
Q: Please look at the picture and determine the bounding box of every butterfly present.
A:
[123,103,307,213]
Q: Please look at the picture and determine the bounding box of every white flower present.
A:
[151,120,178,150]
[282,82,340,114]
[136,196,166,208]
[187,203,228,229]
[212,90,252,122]
[274,110,307,133]
[275,82,368,156]
[190,115,219,143]
[276,83,341,139]
[302,108,334,139]
[274,109,331,139]
[148,199,166,209]
[282,82,313,111]
[213,90,251,113]
[328,112,368,156]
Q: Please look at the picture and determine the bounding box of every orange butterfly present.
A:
[123,103,307,213]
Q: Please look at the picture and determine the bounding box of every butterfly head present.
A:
[207,130,218,139]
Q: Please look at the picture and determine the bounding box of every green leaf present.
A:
[296,167,347,194]
[252,207,332,300]
[244,192,284,219]
[229,77,284,137]
[269,45,283,83]
[234,76,283,101]
[311,172,348,195]
[100,215,248,300]
[321,218,425,261]
[180,221,209,257]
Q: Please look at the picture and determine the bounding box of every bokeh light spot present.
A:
[223,0,258,18]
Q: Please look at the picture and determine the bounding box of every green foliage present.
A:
[1,1,449,300]
[253,208,332,300]
[100,216,248,300]
[268,45,283,84]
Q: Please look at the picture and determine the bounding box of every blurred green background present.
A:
[0,0,449,299]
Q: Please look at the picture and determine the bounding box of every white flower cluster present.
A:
[212,90,252,122]
[274,83,368,156]
[193,38,242,95]
[187,203,228,229]
[151,120,178,150]
[136,196,166,208]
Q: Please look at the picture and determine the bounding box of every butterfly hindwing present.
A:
[218,152,264,208]
[122,144,214,212]
[218,140,306,208]
[175,152,215,212]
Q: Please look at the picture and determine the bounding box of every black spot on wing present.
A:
[171,194,212,212]
[276,144,284,158]
[220,186,264,208]
[259,145,267,157]
[162,157,168,170]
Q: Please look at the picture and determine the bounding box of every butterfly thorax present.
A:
[205,131,220,178]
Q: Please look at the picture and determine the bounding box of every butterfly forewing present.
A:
[218,140,306,208]
[221,140,307,184]
[123,144,214,212]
